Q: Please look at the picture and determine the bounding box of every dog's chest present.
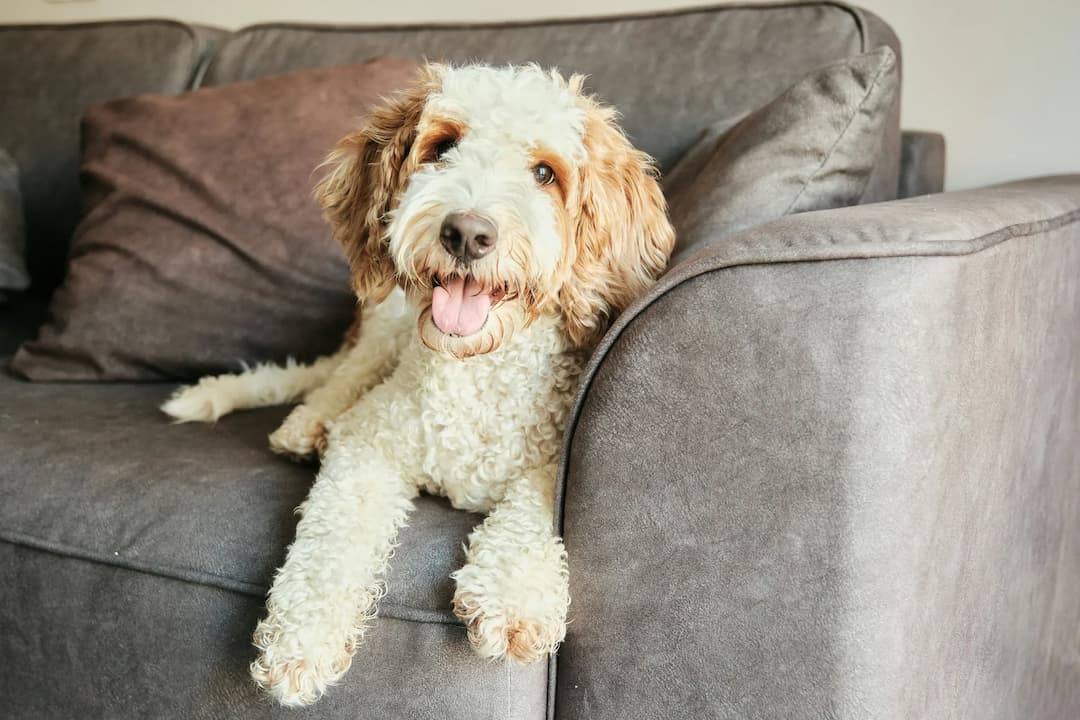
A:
[392,327,583,511]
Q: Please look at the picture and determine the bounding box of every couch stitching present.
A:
[0,530,460,626]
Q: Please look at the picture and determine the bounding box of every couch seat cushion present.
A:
[0,370,477,623]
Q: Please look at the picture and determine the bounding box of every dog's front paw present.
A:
[250,614,355,706]
[269,405,328,461]
[452,587,566,663]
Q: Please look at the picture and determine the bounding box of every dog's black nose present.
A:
[439,212,497,262]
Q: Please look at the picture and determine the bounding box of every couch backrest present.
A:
[204,2,900,176]
[0,21,222,289]
[1,3,900,290]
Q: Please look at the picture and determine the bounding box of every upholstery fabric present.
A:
[12,58,418,382]
[0,352,547,717]
[0,21,222,289]
[899,130,947,197]
[0,547,547,719]
[202,1,900,183]
[0,149,29,293]
[664,47,900,261]
[0,372,473,623]
[553,175,1080,719]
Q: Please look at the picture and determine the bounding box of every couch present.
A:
[1,3,1077,718]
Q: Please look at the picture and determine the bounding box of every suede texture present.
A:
[0,148,29,293]
[0,372,476,623]
[0,348,547,717]
[0,21,222,290]
[0,547,547,719]
[664,47,900,261]
[202,1,900,184]
[11,58,419,382]
[553,175,1080,719]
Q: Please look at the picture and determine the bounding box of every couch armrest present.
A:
[899,130,946,197]
[553,176,1080,719]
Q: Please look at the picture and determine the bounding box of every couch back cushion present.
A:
[204,2,900,188]
[0,21,221,289]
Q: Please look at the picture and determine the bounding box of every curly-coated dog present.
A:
[163,62,674,706]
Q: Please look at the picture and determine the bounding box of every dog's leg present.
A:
[268,296,412,459]
[160,352,346,423]
[452,464,569,663]
[250,443,415,706]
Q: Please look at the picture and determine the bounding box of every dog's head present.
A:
[317,63,674,358]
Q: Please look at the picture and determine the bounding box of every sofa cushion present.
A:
[0,549,547,718]
[203,1,901,194]
[1,314,549,716]
[664,47,900,263]
[11,57,418,382]
[0,149,29,295]
[0,21,223,290]
[0,370,476,623]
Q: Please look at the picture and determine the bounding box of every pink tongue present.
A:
[431,277,492,336]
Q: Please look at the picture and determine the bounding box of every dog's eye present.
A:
[434,138,457,160]
[533,163,556,186]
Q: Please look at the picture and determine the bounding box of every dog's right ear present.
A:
[316,66,440,303]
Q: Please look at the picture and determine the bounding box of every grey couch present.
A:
[1,3,1078,719]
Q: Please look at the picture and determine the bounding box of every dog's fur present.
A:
[162,63,674,706]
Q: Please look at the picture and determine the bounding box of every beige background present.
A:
[4,0,1079,191]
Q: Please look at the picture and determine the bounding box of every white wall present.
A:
[4,0,1079,190]
[857,0,1080,191]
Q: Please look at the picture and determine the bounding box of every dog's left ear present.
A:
[316,65,441,303]
[562,94,675,346]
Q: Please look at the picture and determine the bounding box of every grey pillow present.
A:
[0,149,30,296]
[664,47,899,263]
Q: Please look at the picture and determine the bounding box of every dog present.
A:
[162,62,674,706]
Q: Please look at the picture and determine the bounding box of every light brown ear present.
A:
[561,97,675,346]
[315,66,439,302]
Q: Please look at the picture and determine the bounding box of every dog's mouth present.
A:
[430,274,507,337]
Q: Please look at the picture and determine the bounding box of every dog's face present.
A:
[318,63,674,358]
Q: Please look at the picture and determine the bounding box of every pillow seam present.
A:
[782,53,894,215]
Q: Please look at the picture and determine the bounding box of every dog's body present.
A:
[163,63,673,706]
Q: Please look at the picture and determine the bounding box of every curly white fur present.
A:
[165,292,581,704]
[162,62,674,706]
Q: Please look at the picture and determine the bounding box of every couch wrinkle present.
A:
[0,530,458,626]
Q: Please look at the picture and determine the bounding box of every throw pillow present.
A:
[13,57,418,380]
[664,47,899,262]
